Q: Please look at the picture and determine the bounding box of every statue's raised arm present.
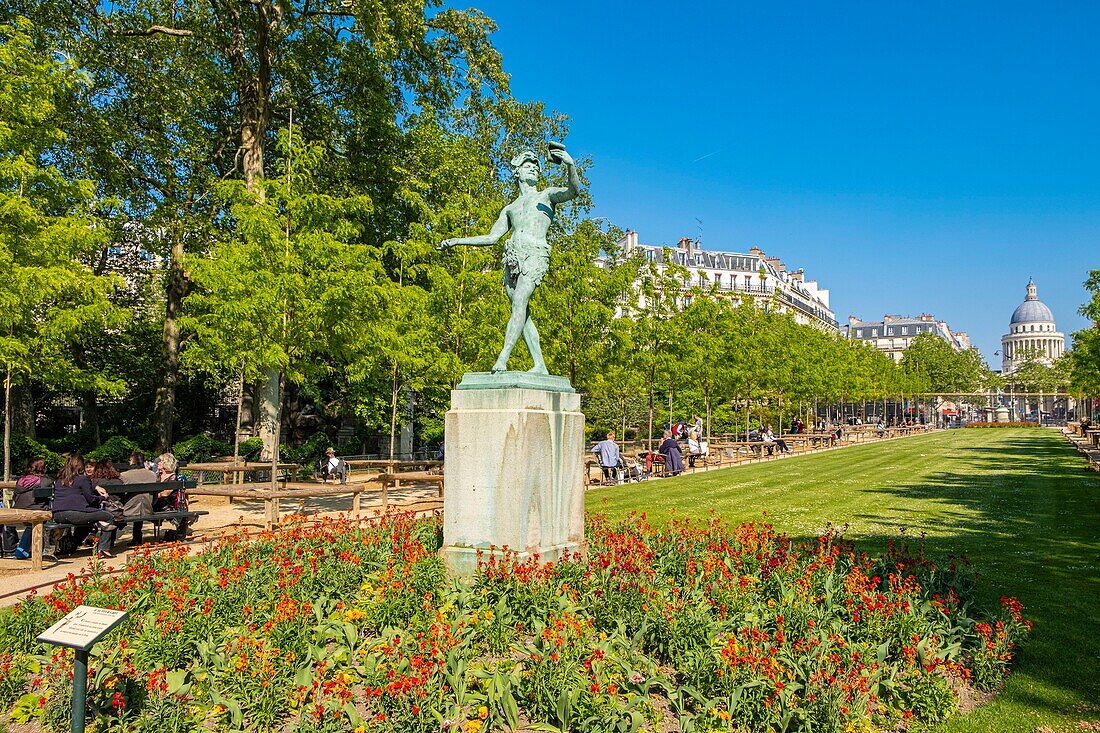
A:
[439,143,582,375]
[546,141,580,205]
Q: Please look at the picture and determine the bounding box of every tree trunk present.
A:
[235,0,279,460]
[704,385,711,442]
[389,361,399,463]
[157,229,187,452]
[258,367,282,462]
[647,386,654,451]
[3,366,11,483]
[9,383,34,436]
[233,364,245,464]
[269,371,283,490]
[81,392,101,447]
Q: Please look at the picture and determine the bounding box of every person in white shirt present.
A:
[762,424,791,455]
[321,447,348,484]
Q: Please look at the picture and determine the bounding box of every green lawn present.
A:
[588,428,1100,733]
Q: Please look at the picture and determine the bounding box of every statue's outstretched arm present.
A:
[439,208,510,250]
[548,149,580,205]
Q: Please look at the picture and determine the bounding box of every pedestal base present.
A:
[441,379,585,576]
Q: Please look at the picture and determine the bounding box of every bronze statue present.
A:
[440,143,580,374]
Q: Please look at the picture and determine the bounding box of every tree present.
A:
[8,0,516,455]
[539,221,640,390]
[180,132,376,472]
[0,21,124,480]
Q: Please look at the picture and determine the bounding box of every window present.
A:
[901,326,908,335]
[871,329,878,337]
[855,329,863,338]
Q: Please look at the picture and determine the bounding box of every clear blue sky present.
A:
[458,0,1099,363]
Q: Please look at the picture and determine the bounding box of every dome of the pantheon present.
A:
[1010,281,1055,324]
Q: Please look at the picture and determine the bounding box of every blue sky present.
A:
[459,0,1099,363]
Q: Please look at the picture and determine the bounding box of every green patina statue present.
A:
[440,142,580,375]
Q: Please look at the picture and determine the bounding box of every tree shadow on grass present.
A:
[828,437,1100,714]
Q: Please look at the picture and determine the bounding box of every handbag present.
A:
[101,497,126,523]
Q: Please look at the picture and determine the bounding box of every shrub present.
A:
[278,432,331,465]
[172,434,232,464]
[85,435,146,464]
[6,433,63,474]
[236,437,264,462]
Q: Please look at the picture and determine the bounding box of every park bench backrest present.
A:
[33,480,195,500]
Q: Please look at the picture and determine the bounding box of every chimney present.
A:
[789,268,804,283]
[920,313,934,322]
[848,315,860,326]
[884,314,896,324]
[677,236,694,255]
[623,230,638,253]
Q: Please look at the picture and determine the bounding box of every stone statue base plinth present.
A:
[440,373,585,576]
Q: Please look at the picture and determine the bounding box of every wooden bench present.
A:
[344,459,443,474]
[0,509,52,571]
[189,481,378,530]
[181,462,300,487]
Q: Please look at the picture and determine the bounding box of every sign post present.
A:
[37,605,129,733]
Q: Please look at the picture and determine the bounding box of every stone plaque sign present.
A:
[37,605,128,651]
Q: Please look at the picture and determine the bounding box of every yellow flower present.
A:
[599,632,608,641]
[213,704,227,715]
[482,609,494,621]
[478,705,489,720]
[355,727,366,733]
[464,720,483,733]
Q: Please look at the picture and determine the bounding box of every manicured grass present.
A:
[588,428,1100,733]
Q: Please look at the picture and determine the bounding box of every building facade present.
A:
[842,313,970,363]
[1000,279,1064,374]
[616,231,838,331]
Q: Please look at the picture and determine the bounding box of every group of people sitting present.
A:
[591,422,709,484]
[1,450,187,560]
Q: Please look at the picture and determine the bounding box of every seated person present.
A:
[154,452,192,540]
[119,451,159,545]
[658,431,685,476]
[686,430,708,467]
[6,458,54,559]
[591,431,622,484]
[761,425,790,454]
[52,454,117,559]
[320,447,348,484]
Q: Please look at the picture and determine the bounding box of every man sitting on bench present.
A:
[320,447,348,484]
[121,451,158,546]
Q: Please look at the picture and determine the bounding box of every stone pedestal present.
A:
[440,372,585,576]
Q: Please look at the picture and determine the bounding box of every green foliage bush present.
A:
[85,435,146,463]
[172,434,232,464]
[278,432,331,465]
[6,434,63,474]
[236,437,264,462]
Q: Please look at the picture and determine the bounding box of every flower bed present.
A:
[0,514,1031,732]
